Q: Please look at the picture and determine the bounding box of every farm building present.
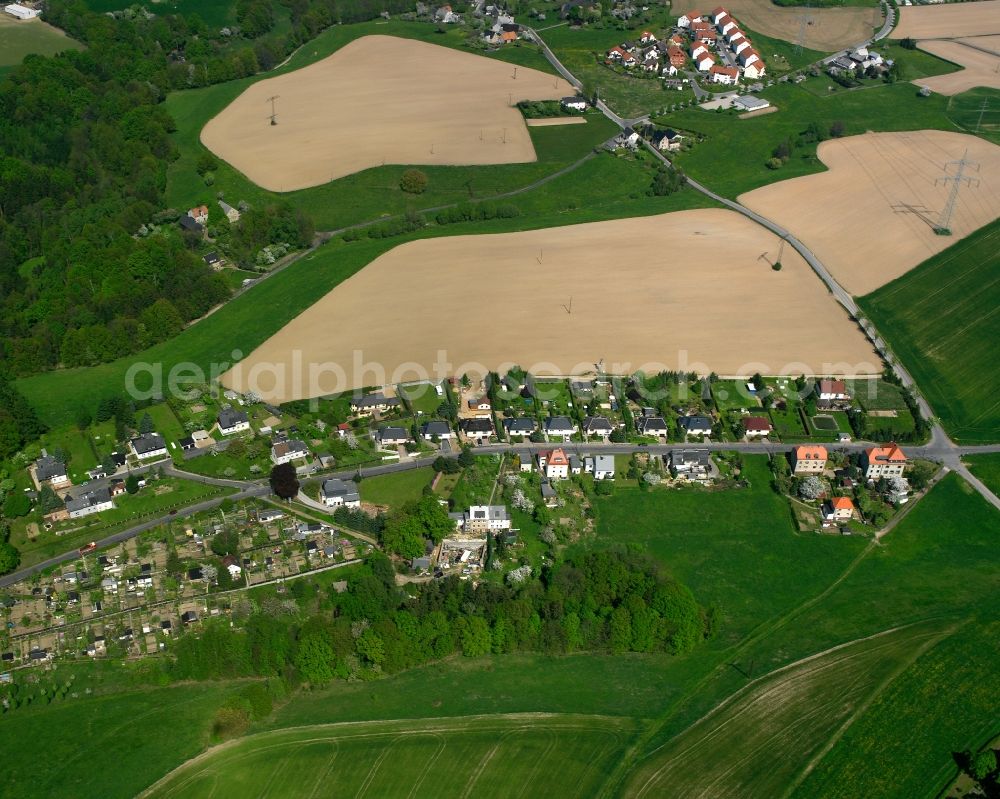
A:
[734,95,771,113]
[4,4,41,19]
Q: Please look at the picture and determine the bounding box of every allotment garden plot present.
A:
[738,130,1000,296]
[200,35,574,191]
[221,209,878,402]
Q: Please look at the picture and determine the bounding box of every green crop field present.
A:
[858,218,1000,444]
[359,467,434,507]
[619,620,952,798]
[16,152,716,429]
[965,453,1000,497]
[947,88,1000,145]
[0,16,84,71]
[145,714,638,798]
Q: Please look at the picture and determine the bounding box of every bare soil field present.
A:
[525,117,588,126]
[915,40,1000,94]
[221,209,878,402]
[894,0,1000,40]
[739,130,1000,296]
[670,0,881,51]
[201,35,574,191]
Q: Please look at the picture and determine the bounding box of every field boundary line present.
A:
[778,619,966,799]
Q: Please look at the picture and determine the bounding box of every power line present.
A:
[266,95,279,125]
[975,97,989,134]
[934,150,980,235]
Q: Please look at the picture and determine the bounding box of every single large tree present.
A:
[269,462,299,499]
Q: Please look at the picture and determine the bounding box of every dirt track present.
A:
[221,209,879,402]
[201,35,574,191]
[739,130,1000,296]
[670,0,881,52]
[894,0,1000,40]
[914,40,1000,95]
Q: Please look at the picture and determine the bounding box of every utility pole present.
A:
[935,150,980,235]
[266,95,279,125]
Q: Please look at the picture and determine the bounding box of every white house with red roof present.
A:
[731,36,751,55]
[639,30,657,45]
[823,496,855,523]
[710,64,739,85]
[693,52,715,71]
[694,29,717,45]
[862,444,907,480]
[677,12,701,27]
[817,379,850,401]
[738,48,761,67]
[742,61,766,79]
[742,416,772,437]
[717,15,738,35]
[709,6,729,24]
[538,448,570,480]
[690,41,709,59]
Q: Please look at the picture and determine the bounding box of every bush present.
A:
[400,169,428,194]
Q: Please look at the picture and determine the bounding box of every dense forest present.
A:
[0,0,403,380]
[167,550,713,687]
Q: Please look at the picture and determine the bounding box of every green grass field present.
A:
[0,16,84,71]
[662,78,963,199]
[398,382,444,415]
[858,218,1000,444]
[359,467,434,507]
[146,714,639,798]
[17,152,717,429]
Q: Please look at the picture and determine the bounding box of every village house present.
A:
[463,505,512,533]
[662,63,679,77]
[709,5,729,24]
[817,379,850,403]
[217,407,250,436]
[738,48,762,67]
[792,445,828,474]
[503,417,537,438]
[710,65,739,85]
[717,14,738,35]
[742,416,772,437]
[611,127,642,150]
[677,12,702,28]
[636,416,669,437]
[35,452,69,487]
[823,496,855,523]
[638,30,657,45]
[270,439,309,465]
[421,421,455,440]
[467,396,492,413]
[731,36,751,55]
[693,52,716,72]
[516,452,533,472]
[724,27,745,45]
[583,416,614,439]
[671,449,712,480]
[376,426,409,447]
[561,96,588,112]
[350,392,401,415]
[694,29,717,46]
[651,128,684,152]
[539,448,570,480]
[187,205,209,225]
[862,443,907,480]
[544,416,577,440]
[679,415,713,438]
[460,417,494,442]
[130,433,167,460]
[65,487,115,519]
[607,46,638,67]
[742,61,767,79]
[584,454,616,480]
[320,478,361,508]
[667,46,687,67]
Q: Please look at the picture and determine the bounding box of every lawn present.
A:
[397,382,443,415]
[965,453,1000,497]
[358,467,434,508]
[0,16,84,70]
[146,714,638,798]
[17,151,717,430]
[711,379,759,411]
[858,218,1000,444]
[179,448,271,481]
[141,402,187,447]
[0,679,240,799]
[448,456,503,508]
[33,425,99,483]
[660,78,962,198]
[592,457,868,643]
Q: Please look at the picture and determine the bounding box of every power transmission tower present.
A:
[934,150,980,235]
[975,97,989,134]
[266,95,279,125]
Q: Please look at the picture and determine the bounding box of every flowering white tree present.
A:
[511,488,534,513]
[506,565,532,585]
[642,472,662,486]
[798,475,826,500]
[345,433,359,450]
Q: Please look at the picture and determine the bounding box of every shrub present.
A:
[400,169,428,194]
